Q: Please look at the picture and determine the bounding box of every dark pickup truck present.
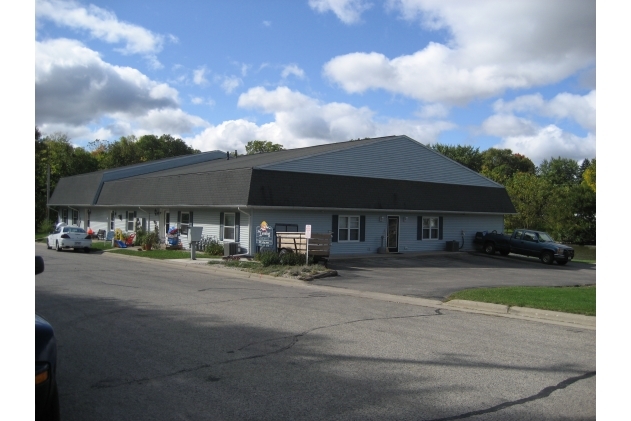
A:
[474,229,575,265]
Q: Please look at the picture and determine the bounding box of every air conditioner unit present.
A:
[223,242,238,256]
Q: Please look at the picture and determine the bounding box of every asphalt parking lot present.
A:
[321,251,596,300]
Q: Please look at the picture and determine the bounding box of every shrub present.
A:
[257,250,281,267]
[280,252,306,266]
[205,238,224,256]
[38,219,55,234]
[134,228,147,247]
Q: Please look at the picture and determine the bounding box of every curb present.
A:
[443,299,595,328]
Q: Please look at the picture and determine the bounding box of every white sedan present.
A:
[47,224,92,253]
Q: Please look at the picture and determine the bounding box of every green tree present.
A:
[480,148,536,184]
[537,157,580,186]
[582,158,596,192]
[504,172,551,230]
[35,132,99,230]
[429,143,483,172]
[245,140,284,155]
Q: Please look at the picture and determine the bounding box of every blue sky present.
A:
[34,0,596,164]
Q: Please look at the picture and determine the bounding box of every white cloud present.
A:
[36,38,207,141]
[494,125,596,164]
[481,114,539,137]
[36,0,171,66]
[308,0,373,24]
[281,64,306,79]
[417,103,449,119]
[187,86,454,152]
[220,76,243,94]
[494,91,596,132]
[193,67,209,85]
[324,0,595,104]
[190,96,215,106]
[263,20,271,27]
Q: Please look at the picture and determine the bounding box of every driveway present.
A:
[321,251,596,300]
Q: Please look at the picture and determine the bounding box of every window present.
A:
[127,211,136,231]
[71,209,79,226]
[274,223,298,232]
[422,217,439,240]
[62,209,68,224]
[110,211,115,230]
[180,212,190,236]
[523,231,537,242]
[223,213,235,241]
[338,216,360,242]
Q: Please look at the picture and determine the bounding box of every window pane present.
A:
[350,217,359,228]
[181,213,190,224]
[431,229,438,239]
[350,229,359,241]
[224,213,235,226]
[423,228,429,239]
[224,227,235,240]
[430,218,437,228]
[339,217,348,229]
[423,218,429,228]
[339,230,348,241]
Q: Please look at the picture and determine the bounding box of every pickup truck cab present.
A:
[474,229,574,265]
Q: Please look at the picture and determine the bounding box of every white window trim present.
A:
[223,212,236,242]
[338,215,360,242]
[422,216,439,240]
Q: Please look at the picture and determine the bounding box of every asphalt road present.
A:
[324,252,596,300]
[35,245,595,421]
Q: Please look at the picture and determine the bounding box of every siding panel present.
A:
[263,136,498,188]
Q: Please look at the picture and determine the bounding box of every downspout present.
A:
[237,207,252,255]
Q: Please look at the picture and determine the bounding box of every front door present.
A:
[387,216,399,252]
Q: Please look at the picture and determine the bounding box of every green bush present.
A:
[205,238,224,256]
[134,228,147,247]
[280,252,306,266]
[256,250,281,266]
[38,219,55,235]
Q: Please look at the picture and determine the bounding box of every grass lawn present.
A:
[447,285,595,316]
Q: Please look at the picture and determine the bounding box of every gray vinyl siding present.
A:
[171,209,250,253]
[242,209,504,255]
[262,136,499,188]
[87,208,111,234]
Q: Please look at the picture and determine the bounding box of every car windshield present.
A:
[538,232,554,242]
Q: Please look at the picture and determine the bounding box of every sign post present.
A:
[305,225,311,265]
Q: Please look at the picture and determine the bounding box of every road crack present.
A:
[425,371,596,421]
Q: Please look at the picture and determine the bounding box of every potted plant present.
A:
[142,232,159,250]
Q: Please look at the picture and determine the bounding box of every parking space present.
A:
[321,251,596,300]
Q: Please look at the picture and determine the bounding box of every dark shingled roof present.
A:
[50,136,515,214]
[48,171,105,206]
[95,168,515,214]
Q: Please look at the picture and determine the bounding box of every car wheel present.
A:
[541,251,554,265]
[557,259,568,266]
[55,241,61,252]
[499,250,509,256]
[84,247,90,253]
[46,239,52,250]
[484,242,495,255]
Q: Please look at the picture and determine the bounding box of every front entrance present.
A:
[387,216,399,253]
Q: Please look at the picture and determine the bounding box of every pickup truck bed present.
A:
[474,229,574,265]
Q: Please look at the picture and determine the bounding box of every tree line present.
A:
[35,131,595,244]
[428,144,596,244]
